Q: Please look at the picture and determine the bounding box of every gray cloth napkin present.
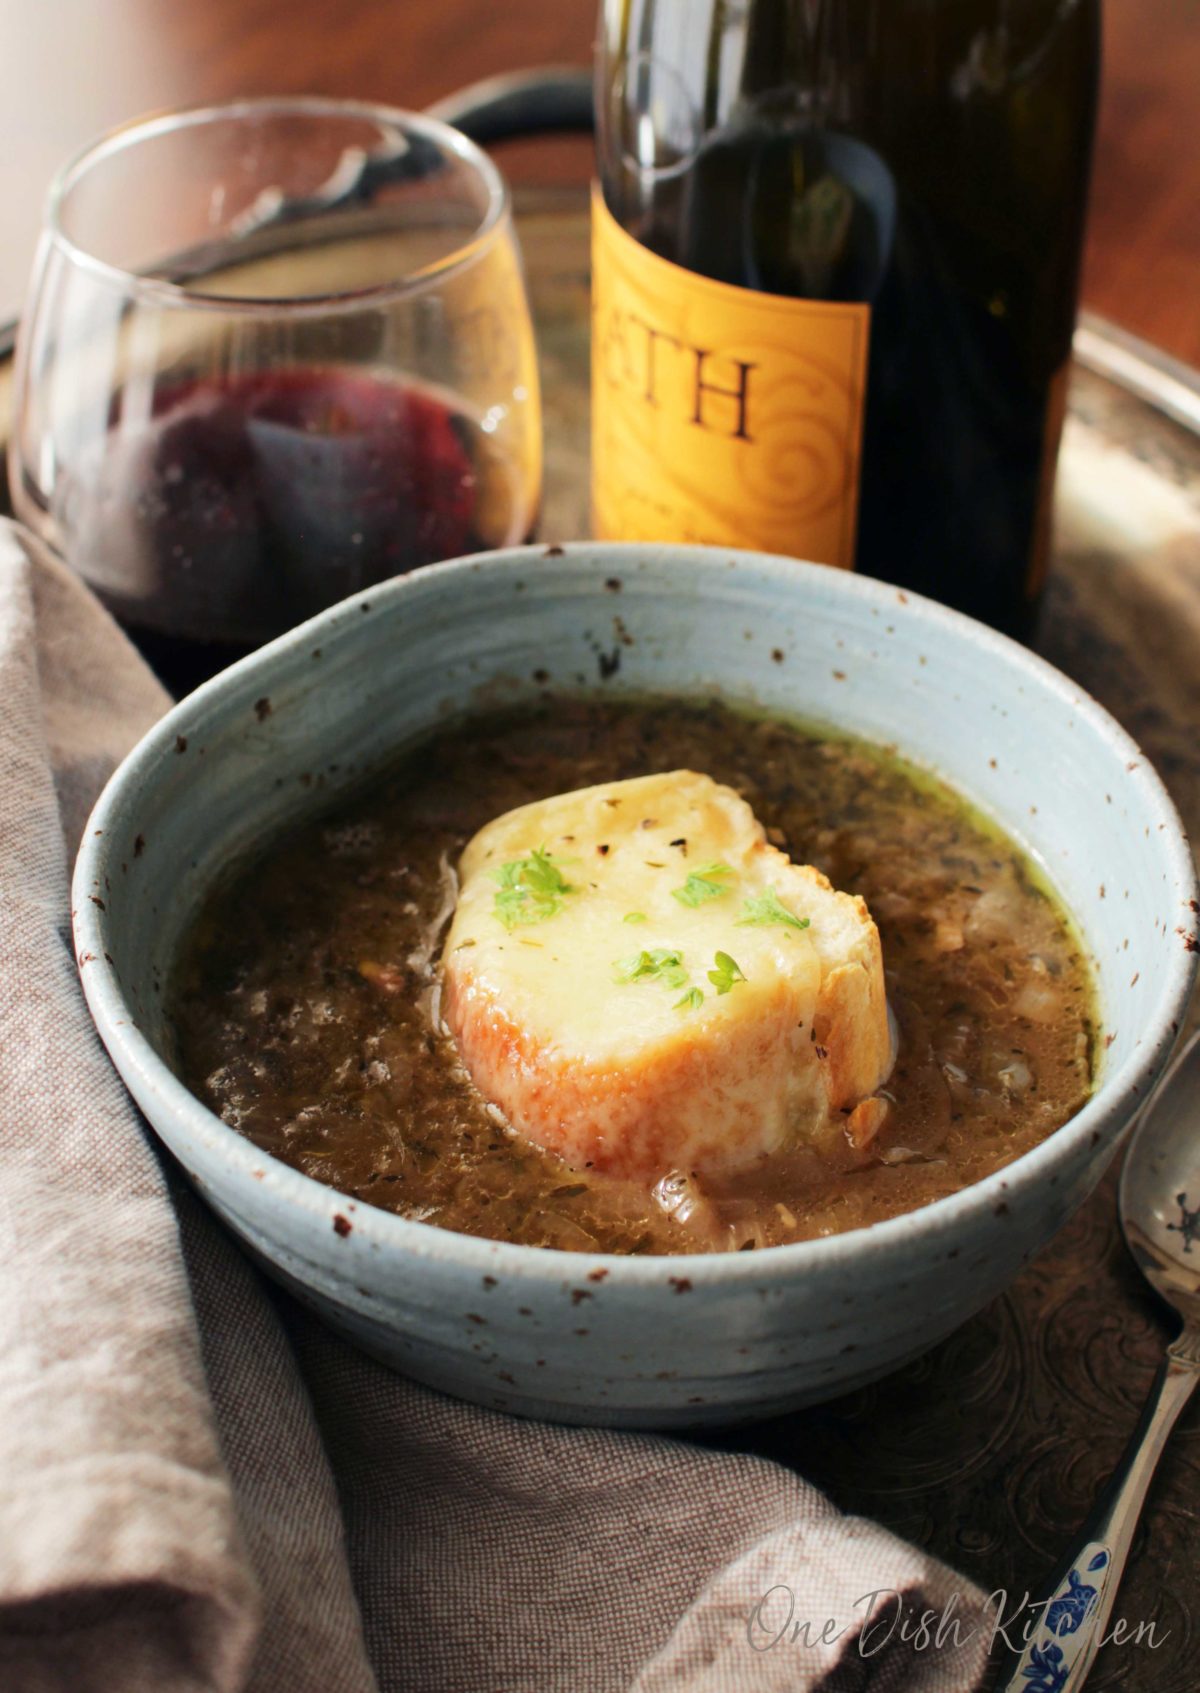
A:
[0,520,992,1693]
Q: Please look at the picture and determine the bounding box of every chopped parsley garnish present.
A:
[613,948,690,990]
[615,945,743,1007]
[623,911,647,924]
[736,888,811,932]
[493,847,574,931]
[615,947,707,1009]
[708,950,747,995]
[671,861,735,908]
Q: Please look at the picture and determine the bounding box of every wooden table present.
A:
[0,0,1196,362]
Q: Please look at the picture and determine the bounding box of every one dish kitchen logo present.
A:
[745,1582,1169,1664]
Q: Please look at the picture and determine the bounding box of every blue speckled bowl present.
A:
[73,545,1198,1427]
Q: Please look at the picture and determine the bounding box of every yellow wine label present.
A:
[591,187,870,569]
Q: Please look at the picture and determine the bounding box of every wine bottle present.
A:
[592,0,1100,638]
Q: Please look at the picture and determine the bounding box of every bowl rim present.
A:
[73,542,1200,1286]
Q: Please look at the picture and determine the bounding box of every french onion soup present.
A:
[171,696,1096,1253]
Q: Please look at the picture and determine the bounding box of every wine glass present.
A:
[9,97,542,691]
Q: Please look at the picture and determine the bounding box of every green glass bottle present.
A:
[593,0,1101,637]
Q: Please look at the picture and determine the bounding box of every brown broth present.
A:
[170,697,1096,1253]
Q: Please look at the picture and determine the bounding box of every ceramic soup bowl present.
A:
[74,544,1198,1427]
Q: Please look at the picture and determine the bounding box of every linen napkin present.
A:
[0,519,993,1693]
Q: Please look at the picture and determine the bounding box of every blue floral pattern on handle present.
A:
[1005,1543,1112,1692]
[1020,1640,1067,1692]
[1045,1565,1102,1636]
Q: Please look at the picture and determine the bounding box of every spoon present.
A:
[994,1027,1200,1693]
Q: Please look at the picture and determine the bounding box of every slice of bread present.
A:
[442,771,892,1182]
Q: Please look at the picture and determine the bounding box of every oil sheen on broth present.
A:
[172,698,1096,1254]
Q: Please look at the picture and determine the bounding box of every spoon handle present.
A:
[993,1325,1200,1692]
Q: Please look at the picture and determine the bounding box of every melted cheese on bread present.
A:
[442,771,892,1182]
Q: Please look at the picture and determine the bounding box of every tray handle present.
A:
[428,66,595,146]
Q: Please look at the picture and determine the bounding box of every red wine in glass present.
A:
[75,365,524,695]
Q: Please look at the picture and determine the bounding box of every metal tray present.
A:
[4,187,1198,1690]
